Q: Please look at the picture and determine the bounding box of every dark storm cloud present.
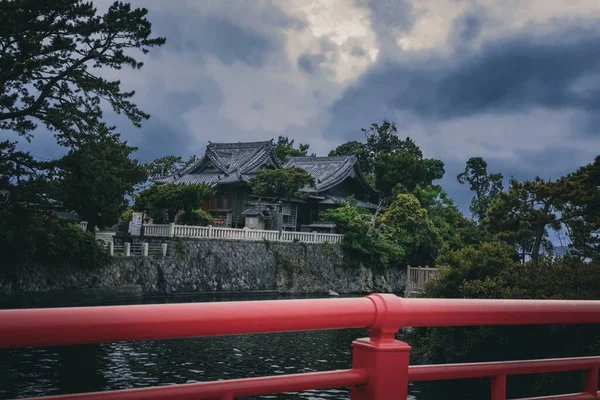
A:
[297,53,327,74]
[357,0,415,34]
[327,26,600,141]
[450,12,483,44]
[118,78,222,162]
[147,4,303,68]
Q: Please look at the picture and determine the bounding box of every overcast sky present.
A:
[11,0,600,215]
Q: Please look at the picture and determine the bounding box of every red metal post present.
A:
[491,374,507,400]
[584,366,598,396]
[351,294,412,400]
[351,338,411,400]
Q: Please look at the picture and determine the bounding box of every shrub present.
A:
[0,208,111,276]
[179,209,214,226]
[408,243,600,399]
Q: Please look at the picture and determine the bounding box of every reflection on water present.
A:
[0,294,432,399]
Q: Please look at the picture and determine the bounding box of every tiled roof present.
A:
[152,141,281,187]
[318,194,378,209]
[284,156,377,194]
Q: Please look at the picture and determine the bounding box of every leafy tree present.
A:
[363,121,420,164]
[0,208,111,276]
[408,244,600,399]
[53,135,147,232]
[134,183,214,223]
[485,178,555,262]
[178,209,214,226]
[555,156,600,260]
[379,193,442,265]
[249,167,315,199]
[0,0,165,145]
[328,140,370,173]
[374,152,427,195]
[415,185,482,253]
[457,157,504,221]
[145,155,199,178]
[273,136,313,163]
[0,140,54,208]
[324,201,404,269]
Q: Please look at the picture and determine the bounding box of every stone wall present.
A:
[0,238,406,296]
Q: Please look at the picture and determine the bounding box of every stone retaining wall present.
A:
[0,238,406,298]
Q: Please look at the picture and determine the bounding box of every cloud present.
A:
[6,0,600,217]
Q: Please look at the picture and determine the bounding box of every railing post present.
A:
[142,242,148,257]
[124,242,131,257]
[243,227,248,240]
[208,225,213,238]
[109,241,114,256]
[584,366,599,396]
[313,231,317,243]
[169,222,175,237]
[351,294,411,400]
[491,374,507,400]
[161,243,168,257]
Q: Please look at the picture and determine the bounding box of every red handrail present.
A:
[1,294,600,400]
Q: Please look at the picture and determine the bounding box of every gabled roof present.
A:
[284,156,377,195]
[153,141,281,186]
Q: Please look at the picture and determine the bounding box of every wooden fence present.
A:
[143,223,344,244]
[404,265,441,297]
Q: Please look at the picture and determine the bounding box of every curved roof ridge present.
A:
[285,155,355,163]
[236,141,271,173]
[207,140,272,148]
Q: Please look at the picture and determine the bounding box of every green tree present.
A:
[249,167,315,199]
[273,136,313,163]
[457,157,504,221]
[328,140,369,173]
[0,0,165,145]
[145,155,199,178]
[134,183,214,223]
[415,185,482,253]
[409,244,600,399]
[0,208,111,276]
[324,201,404,269]
[53,135,147,232]
[555,156,600,260]
[374,152,427,195]
[485,177,560,262]
[0,140,54,208]
[379,193,442,265]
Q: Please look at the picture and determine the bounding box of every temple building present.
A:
[152,140,378,232]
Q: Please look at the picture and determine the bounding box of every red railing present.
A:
[1,294,600,400]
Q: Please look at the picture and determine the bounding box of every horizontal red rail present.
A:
[2,295,600,348]
[2,294,600,400]
[409,356,600,381]
[12,369,369,400]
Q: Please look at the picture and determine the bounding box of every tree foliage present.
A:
[145,155,198,178]
[134,183,214,223]
[457,157,504,221]
[273,136,313,163]
[249,167,315,199]
[0,0,165,144]
[328,140,369,173]
[379,193,442,265]
[409,243,600,399]
[329,121,445,198]
[178,208,214,226]
[485,157,600,262]
[0,208,111,276]
[53,135,147,232]
[323,201,404,269]
[415,185,482,254]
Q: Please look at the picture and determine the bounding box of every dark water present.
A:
[0,294,436,400]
